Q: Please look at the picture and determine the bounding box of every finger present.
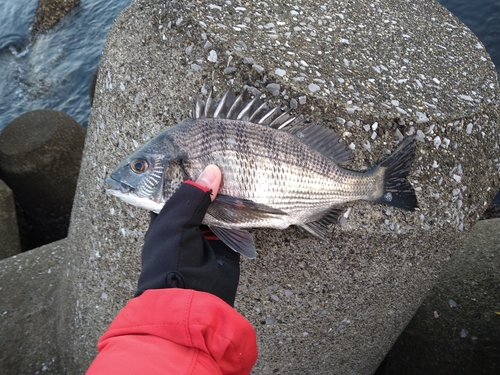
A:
[195,164,222,202]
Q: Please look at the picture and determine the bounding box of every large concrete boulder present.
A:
[381,218,500,375]
[0,180,20,259]
[0,241,66,374]
[0,110,86,250]
[57,0,500,373]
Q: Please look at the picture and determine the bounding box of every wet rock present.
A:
[0,180,21,259]
[380,219,500,375]
[0,110,85,250]
[32,0,80,36]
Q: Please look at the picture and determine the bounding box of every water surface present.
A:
[0,0,131,130]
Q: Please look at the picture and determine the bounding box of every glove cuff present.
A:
[183,179,211,193]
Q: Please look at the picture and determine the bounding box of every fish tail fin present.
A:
[375,135,418,211]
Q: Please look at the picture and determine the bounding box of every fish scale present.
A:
[106,86,417,258]
[173,119,377,208]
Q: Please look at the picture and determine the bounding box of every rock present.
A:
[0,110,85,250]
[89,65,99,106]
[32,0,80,36]
[0,180,21,259]
[47,0,500,373]
[380,218,500,375]
[0,240,66,374]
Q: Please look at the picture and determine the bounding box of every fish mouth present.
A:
[105,175,132,194]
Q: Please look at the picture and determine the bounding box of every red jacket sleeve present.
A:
[86,289,258,375]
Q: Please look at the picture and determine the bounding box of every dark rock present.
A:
[0,180,21,259]
[32,0,80,36]
[0,110,85,250]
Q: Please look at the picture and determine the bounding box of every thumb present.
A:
[195,164,222,202]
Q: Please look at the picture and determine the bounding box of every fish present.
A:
[106,86,417,258]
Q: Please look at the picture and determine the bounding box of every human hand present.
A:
[135,165,240,306]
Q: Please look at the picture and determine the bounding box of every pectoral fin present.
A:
[210,226,257,259]
[208,194,287,223]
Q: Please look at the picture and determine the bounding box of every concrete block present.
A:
[54,0,500,373]
[32,0,80,36]
[380,218,500,375]
[0,240,66,374]
[0,180,20,259]
[0,109,85,250]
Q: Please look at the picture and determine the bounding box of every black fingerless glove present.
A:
[135,182,240,306]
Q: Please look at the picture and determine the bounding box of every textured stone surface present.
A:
[0,240,66,375]
[0,109,85,250]
[382,218,500,375]
[57,0,500,373]
[32,0,80,35]
[0,180,20,259]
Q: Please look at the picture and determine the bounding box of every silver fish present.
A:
[106,87,417,258]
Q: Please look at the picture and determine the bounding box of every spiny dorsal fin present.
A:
[193,86,304,129]
[204,89,217,118]
[213,87,236,118]
[193,96,204,119]
[288,124,352,164]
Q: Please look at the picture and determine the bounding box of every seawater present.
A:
[0,0,498,132]
[0,0,132,130]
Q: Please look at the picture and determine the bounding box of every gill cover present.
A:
[106,133,176,203]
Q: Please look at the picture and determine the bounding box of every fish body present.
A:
[106,87,417,258]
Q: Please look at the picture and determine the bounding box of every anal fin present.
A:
[210,226,256,259]
[298,207,343,241]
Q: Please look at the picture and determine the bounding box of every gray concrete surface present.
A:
[0,180,20,259]
[54,0,500,374]
[381,218,500,375]
[0,240,66,374]
[0,0,497,374]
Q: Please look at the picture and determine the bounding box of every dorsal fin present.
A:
[193,86,304,127]
[288,124,352,164]
[269,111,306,129]
[213,87,236,118]
[204,89,217,118]
[226,89,249,119]
[193,95,204,119]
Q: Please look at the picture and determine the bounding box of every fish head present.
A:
[105,134,180,213]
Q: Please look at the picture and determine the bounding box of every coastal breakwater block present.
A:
[0,179,21,259]
[381,218,500,375]
[0,109,85,250]
[57,0,500,374]
[0,240,66,374]
[32,0,80,36]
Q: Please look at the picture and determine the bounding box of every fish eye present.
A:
[130,158,149,173]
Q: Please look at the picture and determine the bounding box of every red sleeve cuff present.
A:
[183,179,211,193]
[89,289,258,375]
